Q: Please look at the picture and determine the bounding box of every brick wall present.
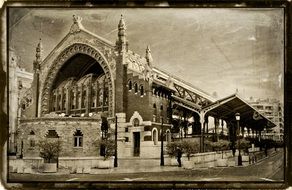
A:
[126,73,152,122]
[18,118,102,158]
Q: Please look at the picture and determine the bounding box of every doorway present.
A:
[133,132,140,157]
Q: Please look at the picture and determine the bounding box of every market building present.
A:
[14,15,276,168]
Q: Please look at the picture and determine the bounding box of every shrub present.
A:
[210,140,230,159]
[181,140,199,160]
[96,138,115,160]
[235,138,251,154]
[38,139,61,163]
[166,140,199,160]
[166,141,183,158]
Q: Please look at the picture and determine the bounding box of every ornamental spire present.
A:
[33,38,42,72]
[36,38,42,62]
[118,14,126,39]
[116,14,128,53]
[145,45,153,67]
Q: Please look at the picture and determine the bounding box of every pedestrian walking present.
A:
[176,147,182,167]
[264,144,268,157]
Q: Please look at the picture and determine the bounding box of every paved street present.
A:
[9,149,284,182]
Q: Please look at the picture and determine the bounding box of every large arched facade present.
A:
[40,43,114,117]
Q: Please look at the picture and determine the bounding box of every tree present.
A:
[210,140,230,159]
[96,127,116,161]
[38,139,61,163]
[97,138,115,160]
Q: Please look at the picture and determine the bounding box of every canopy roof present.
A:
[202,94,276,130]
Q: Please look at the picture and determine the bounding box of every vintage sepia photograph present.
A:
[6,7,284,183]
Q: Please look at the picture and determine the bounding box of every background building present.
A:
[8,47,33,153]
[248,97,283,141]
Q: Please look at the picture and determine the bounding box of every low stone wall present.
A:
[59,156,113,173]
[165,150,234,168]
[9,156,114,174]
[9,157,43,173]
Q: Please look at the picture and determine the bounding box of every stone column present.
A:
[65,87,70,115]
[200,112,205,153]
[60,88,64,111]
[80,85,83,111]
[75,88,78,110]
[86,78,92,115]
[214,117,219,141]
[55,89,59,111]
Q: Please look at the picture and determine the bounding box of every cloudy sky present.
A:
[9,8,284,102]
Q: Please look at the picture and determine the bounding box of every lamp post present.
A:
[114,115,118,167]
[160,118,164,166]
[235,112,242,166]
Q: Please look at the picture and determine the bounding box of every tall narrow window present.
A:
[72,90,76,109]
[104,87,109,106]
[58,94,61,110]
[140,85,144,96]
[133,118,140,127]
[128,80,132,90]
[82,90,86,108]
[98,89,103,107]
[73,130,83,147]
[76,91,80,109]
[134,83,138,93]
[91,90,96,107]
[63,93,66,111]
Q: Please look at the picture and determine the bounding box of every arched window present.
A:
[73,129,83,147]
[152,128,158,145]
[82,90,86,108]
[160,105,163,110]
[45,130,59,138]
[134,83,138,93]
[91,90,96,107]
[140,85,144,96]
[71,89,75,109]
[76,90,80,109]
[128,80,132,90]
[153,103,156,108]
[104,88,109,106]
[133,118,140,127]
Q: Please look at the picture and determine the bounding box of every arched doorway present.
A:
[41,43,114,116]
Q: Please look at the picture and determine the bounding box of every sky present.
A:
[8,8,284,102]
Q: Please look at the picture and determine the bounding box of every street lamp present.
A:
[160,118,164,166]
[235,112,242,166]
[114,115,118,167]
